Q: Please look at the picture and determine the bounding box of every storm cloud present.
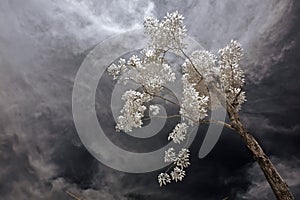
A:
[0,0,299,199]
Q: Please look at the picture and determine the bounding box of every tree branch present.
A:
[65,190,82,200]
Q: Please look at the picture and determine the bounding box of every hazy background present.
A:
[0,0,299,199]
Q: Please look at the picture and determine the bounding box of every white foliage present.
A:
[175,148,191,168]
[158,173,171,186]
[219,40,246,111]
[171,167,186,182]
[182,50,219,83]
[168,123,188,144]
[149,105,160,116]
[143,11,187,52]
[162,148,190,184]
[107,58,127,80]
[180,74,209,125]
[164,147,176,163]
[107,48,176,94]
[115,90,152,132]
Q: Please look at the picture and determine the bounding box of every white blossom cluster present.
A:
[158,148,190,186]
[168,123,188,143]
[107,48,176,94]
[107,58,127,80]
[143,11,187,52]
[115,90,152,132]
[157,172,171,186]
[182,50,219,83]
[180,74,209,125]
[158,123,191,186]
[149,105,160,116]
[219,40,246,111]
[108,48,176,133]
[164,147,177,163]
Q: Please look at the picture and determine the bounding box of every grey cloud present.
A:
[238,157,300,199]
[0,0,154,55]
[153,0,295,83]
[0,0,155,199]
[0,0,299,199]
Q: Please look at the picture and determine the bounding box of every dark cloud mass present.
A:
[0,0,299,199]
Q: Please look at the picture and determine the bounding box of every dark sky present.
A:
[0,0,299,199]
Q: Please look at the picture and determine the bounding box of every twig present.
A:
[65,190,82,200]
[144,114,181,121]
[200,119,233,130]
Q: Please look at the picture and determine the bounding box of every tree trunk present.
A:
[227,105,295,200]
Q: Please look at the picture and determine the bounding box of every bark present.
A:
[227,105,295,200]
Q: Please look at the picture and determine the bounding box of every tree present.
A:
[107,11,294,200]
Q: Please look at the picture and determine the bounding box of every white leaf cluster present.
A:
[164,147,176,163]
[171,167,186,182]
[158,172,171,186]
[143,11,187,52]
[107,58,127,80]
[107,48,176,94]
[164,148,190,168]
[149,105,160,116]
[115,90,152,132]
[168,123,188,144]
[219,40,246,111]
[159,148,190,186]
[182,50,219,83]
[180,74,209,125]
[175,148,190,168]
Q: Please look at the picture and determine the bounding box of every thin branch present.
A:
[165,162,177,173]
[200,119,233,130]
[144,114,181,121]
[162,86,178,100]
[169,31,203,80]
[150,93,180,106]
[65,190,82,200]
[180,49,203,80]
